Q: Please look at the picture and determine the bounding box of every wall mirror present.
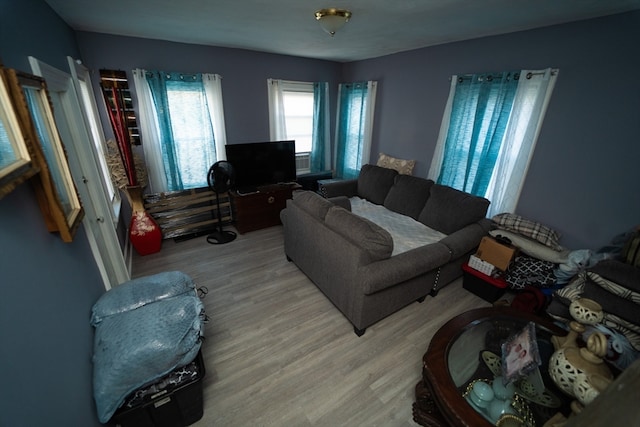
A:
[0,65,39,199]
[2,66,83,242]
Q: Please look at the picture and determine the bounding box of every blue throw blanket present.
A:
[91,271,205,423]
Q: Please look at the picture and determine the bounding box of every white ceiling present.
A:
[45,0,640,62]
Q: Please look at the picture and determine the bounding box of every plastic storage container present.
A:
[462,263,508,303]
[112,351,205,427]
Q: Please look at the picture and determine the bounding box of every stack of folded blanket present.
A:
[546,259,640,371]
[489,213,572,290]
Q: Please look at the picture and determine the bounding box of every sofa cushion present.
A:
[328,196,352,211]
[357,164,398,205]
[383,175,434,220]
[418,184,490,234]
[292,190,334,220]
[325,206,393,261]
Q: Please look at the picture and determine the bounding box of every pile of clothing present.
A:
[546,258,640,371]
[489,213,572,292]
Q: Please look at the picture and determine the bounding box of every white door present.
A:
[29,57,129,290]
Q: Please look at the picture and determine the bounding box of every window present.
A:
[132,70,227,192]
[164,81,216,188]
[267,80,329,174]
[283,88,313,174]
[334,81,377,179]
[428,69,557,216]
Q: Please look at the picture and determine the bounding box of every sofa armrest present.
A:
[439,218,492,259]
[321,179,358,198]
[360,242,452,295]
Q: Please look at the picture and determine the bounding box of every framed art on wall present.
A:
[0,64,39,199]
[1,65,83,242]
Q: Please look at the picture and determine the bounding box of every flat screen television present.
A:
[225,140,296,193]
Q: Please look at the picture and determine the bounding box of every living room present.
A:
[1,0,639,425]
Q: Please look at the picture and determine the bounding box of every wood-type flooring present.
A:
[132,225,490,426]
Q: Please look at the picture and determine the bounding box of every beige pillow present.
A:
[377,152,416,175]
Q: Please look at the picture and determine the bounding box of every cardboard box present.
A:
[475,236,518,271]
[468,254,497,276]
[462,263,508,303]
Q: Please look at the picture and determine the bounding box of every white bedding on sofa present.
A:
[350,197,446,256]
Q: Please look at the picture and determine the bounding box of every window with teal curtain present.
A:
[145,71,216,191]
[335,82,368,180]
[437,72,518,196]
[310,82,328,172]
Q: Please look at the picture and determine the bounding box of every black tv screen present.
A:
[225,140,296,193]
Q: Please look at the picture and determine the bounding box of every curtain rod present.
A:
[449,68,558,81]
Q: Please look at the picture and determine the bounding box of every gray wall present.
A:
[75,32,343,146]
[1,3,638,424]
[0,1,105,426]
[345,11,640,251]
[77,12,640,252]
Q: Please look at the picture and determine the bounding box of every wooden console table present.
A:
[230,183,300,234]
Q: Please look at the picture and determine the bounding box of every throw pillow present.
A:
[589,259,640,293]
[582,278,640,325]
[489,229,570,264]
[492,213,562,251]
[377,152,416,175]
[586,270,640,304]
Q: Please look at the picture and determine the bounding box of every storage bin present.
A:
[112,350,205,427]
[462,263,508,303]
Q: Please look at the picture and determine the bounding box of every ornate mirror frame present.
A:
[2,66,83,242]
[0,64,39,198]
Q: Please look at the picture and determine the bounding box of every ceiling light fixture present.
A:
[315,8,352,36]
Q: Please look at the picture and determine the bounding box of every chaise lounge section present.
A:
[281,164,492,335]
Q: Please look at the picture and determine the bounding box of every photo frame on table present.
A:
[501,322,541,384]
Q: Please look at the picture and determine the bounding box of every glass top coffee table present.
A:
[413,307,570,427]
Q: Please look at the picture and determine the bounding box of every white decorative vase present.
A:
[549,297,612,413]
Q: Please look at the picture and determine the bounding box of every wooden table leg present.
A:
[413,379,449,427]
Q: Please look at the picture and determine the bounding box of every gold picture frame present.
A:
[1,66,83,242]
[0,64,39,199]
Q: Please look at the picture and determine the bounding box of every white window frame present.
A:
[268,79,314,175]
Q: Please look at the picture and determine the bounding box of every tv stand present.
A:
[230,183,301,234]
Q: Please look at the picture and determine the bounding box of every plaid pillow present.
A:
[493,213,562,250]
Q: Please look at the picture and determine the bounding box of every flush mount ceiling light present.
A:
[314,8,352,36]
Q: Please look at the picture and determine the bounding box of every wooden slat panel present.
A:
[143,187,233,239]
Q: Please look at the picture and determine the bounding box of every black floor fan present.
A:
[206,161,237,244]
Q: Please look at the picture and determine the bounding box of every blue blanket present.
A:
[91,271,205,422]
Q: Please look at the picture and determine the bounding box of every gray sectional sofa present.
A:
[280,164,492,335]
